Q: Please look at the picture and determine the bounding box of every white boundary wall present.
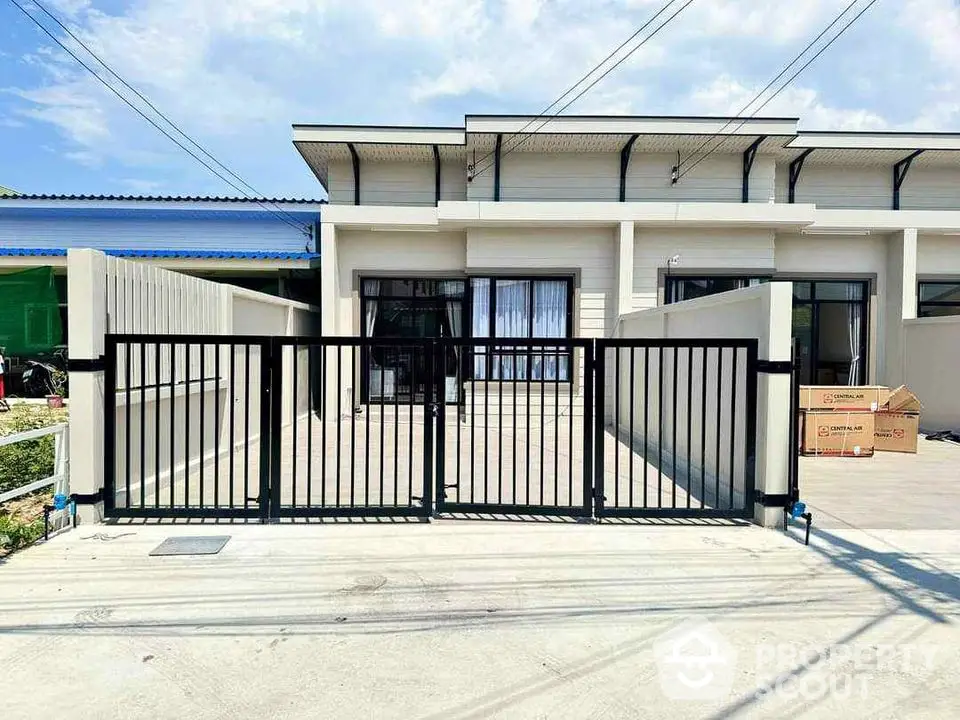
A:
[901,316,960,431]
[68,249,319,523]
[616,282,794,526]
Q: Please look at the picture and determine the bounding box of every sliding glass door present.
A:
[791,281,868,386]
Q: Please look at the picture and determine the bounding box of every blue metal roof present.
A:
[0,248,319,260]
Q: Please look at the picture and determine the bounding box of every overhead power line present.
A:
[676,0,879,182]
[469,0,685,177]
[9,0,311,234]
[471,0,696,180]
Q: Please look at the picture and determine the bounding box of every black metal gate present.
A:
[103,334,758,522]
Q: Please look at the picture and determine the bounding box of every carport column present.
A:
[754,282,794,527]
[883,228,917,387]
[67,249,107,524]
[319,222,342,417]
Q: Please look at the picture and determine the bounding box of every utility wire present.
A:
[676,0,859,171]
[9,0,311,234]
[471,0,695,180]
[676,0,879,181]
[469,0,682,176]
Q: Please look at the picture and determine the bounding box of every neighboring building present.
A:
[294,115,960,398]
[0,194,323,391]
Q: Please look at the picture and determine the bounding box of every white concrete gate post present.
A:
[67,249,107,524]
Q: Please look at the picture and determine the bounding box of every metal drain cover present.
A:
[149,536,231,556]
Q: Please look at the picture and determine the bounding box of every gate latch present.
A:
[429,403,439,418]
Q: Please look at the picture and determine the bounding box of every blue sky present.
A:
[1,0,958,199]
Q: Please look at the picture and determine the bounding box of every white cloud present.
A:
[6,0,959,197]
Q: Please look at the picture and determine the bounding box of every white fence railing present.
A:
[0,424,70,531]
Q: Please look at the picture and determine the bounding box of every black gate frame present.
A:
[103,334,763,522]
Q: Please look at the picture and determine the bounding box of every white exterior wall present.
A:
[626,152,741,203]
[902,316,960,430]
[778,163,890,209]
[466,226,615,337]
[499,152,619,202]
[440,158,467,201]
[328,160,437,206]
[632,228,776,310]
[899,166,960,210]
[335,230,468,335]
[917,234,960,275]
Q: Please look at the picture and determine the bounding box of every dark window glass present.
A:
[665,276,769,304]
[919,282,960,303]
[792,281,812,300]
[814,281,863,301]
[918,304,960,318]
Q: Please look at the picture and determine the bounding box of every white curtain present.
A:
[495,280,530,379]
[472,278,490,379]
[364,280,380,336]
[532,280,567,380]
[846,284,862,386]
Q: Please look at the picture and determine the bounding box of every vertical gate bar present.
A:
[435,342,445,514]
[364,346,370,508]
[745,342,759,512]
[336,347,342,507]
[183,342,190,508]
[293,343,299,508]
[701,346,708,509]
[214,343,220,510]
[567,352,573,507]
[244,344,251,510]
[614,346,620,508]
[729,346,739,510]
[350,344,357,508]
[539,347,545,505]
[169,343,175,509]
[643,346,649,509]
[715,346,724,510]
[103,336,118,516]
[307,345,313,508]
[199,343,205,509]
[139,342,146,509]
[321,344,328,508]
[588,343,601,517]
[554,347,559,506]
[657,346,663,509]
[470,350,476,503]
[379,350,385,506]
[125,341,131,508]
[512,354,518,504]
[154,342,161,509]
[686,346,693,509]
[629,346,634,508]
[484,350,489,504]
[267,338,282,522]
[455,343,461,504]
[672,345,678,509]
[408,347,415,507]
[229,343,236,508]
[394,347,399,506]
[498,347,504,504]
[421,340,434,516]
[525,349,531,505]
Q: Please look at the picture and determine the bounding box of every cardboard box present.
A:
[884,385,922,413]
[799,386,890,411]
[874,412,920,453]
[800,411,875,457]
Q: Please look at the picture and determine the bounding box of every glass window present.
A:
[792,282,812,301]
[814,281,863,301]
[665,277,770,304]
[918,281,960,317]
[471,277,572,381]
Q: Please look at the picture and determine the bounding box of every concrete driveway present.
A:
[2,516,958,719]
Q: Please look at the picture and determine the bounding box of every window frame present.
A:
[469,275,575,383]
[917,280,960,318]
[664,275,771,304]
